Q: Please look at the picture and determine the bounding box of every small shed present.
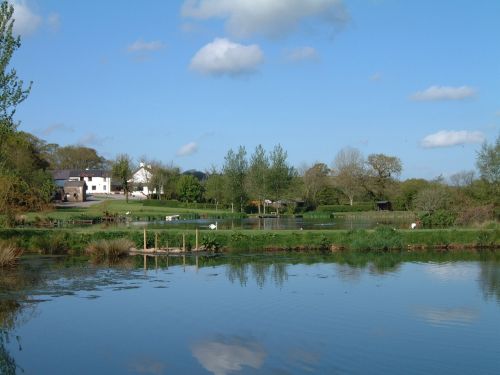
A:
[376,201,392,211]
[64,181,87,202]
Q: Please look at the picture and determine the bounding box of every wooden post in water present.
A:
[155,232,158,251]
[143,228,147,251]
[195,228,199,251]
[182,233,186,252]
[166,240,169,254]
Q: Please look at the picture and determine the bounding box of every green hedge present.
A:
[317,203,374,212]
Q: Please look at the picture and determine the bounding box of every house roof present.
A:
[64,180,86,188]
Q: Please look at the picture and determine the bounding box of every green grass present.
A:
[23,198,238,223]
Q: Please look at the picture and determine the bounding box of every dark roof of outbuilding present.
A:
[64,180,86,188]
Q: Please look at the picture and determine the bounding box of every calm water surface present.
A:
[1,253,500,374]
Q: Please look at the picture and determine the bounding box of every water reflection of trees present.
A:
[0,262,44,374]
[226,261,288,288]
[478,261,500,303]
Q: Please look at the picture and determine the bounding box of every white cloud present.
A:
[421,130,485,148]
[286,46,319,62]
[181,0,349,38]
[47,12,60,32]
[10,0,42,35]
[190,38,263,76]
[192,337,266,375]
[411,85,477,101]
[127,40,165,53]
[177,142,198,156]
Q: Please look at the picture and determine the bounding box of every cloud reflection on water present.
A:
[414,306,479,327]
[192,335,266,375]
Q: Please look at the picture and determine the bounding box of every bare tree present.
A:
[332,147,365,206]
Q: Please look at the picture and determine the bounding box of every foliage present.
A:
[419,209,457,228]
[223,146,248,212]
[111,154,133,202]
[204,167,225,209]
[46,145,107,170]
[0,1,31,132]
[316,203,374,212]
[455,205,495,226]
[366,153,402,199]
[476,134,500,184]
[303,163,330,206]
[413,185,450,212]
[177,174,203,202]
[267,144,295,204]
[0,132,55,225]
[201,233,221,252]
[246,145,270,213]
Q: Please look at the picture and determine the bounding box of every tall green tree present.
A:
[223,146,248,212]
[0,1,31,136]
[246,145,269,214]
[204,166,225,210]
[303,163,330,206]
[267,144,295,204]
[177,174,203,203]
[366,153,402,199]
[111,154,133,203]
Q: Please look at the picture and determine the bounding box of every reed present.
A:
[86,238,134,262]
[0,242,23,267]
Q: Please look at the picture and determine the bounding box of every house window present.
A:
[88,177,93,181]
[103,185,106,191]
[92,186,96,191]
[80,177,84,181]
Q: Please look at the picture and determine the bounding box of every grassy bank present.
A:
[21,199,244,225]
[0,227,498,254]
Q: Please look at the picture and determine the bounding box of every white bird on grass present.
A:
[209,222,218,230]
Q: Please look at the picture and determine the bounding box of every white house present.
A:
[129,163,157,198]
[51,169,112,194]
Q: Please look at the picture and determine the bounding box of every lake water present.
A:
[1,253,500,374]
[126,214,414,231]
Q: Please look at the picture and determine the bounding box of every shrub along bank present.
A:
[0,227,498,255]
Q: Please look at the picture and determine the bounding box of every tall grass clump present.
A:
[0,241,23,267]
[86,238,134,263]
[31,232,70,255]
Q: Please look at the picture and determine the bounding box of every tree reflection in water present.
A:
[0,262,44,374]
[479,261,500,303]
[225,260,288,288]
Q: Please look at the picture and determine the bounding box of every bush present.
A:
[31,232,70,254]
[419,210,457,228]
[456,205,494,226]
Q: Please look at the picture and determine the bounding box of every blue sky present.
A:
[9,0,500,179]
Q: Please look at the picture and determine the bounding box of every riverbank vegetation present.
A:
[0,241,22,267]
[0,227,497,255]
